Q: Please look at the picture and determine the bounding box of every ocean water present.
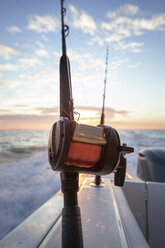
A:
[0,130,49,163]
[0,129,165,240]
[0,130,60,240]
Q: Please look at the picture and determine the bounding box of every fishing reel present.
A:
[48,117,133,177]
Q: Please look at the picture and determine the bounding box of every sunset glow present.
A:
[0,0,165,130]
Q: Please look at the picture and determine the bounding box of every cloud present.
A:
[0,109,12,114]
[0,106,59,117]
[0,63,19,71]
[110,57,128,70]
[0,114,58,129]
[69,5,97,35]
[0,44,34,60]
[114,41,144,53]
[13,105,28,107]
[41,34,49,41]
[101,17,137,38]
[89,36,104,46]
[53,51,61,58]
[122,4,139,16]
[0,106,130,129]
[105,33,123,43]
[27,15,59,33]
[0,66,59,112]
[137,14,165,31]
[0,46,128,116]
[70,49,105,70]
[18,57,42,69]
[66,4,139,45]
[64,4,165,51]
[0,48,47,72]
[33,106,59,115]
[102,12,165,42]
[35,49,49,58]
[76,105,129,119]
[35,41,45,48]
[0,44,20,60]
[128,62,142,69]
[0,78,22,89]
[69,4,163,51]
[68,48,91,63]
[7,26,22,33]
[18,68,58,89]
[107,4,139,19]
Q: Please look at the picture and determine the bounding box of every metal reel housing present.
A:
[48,117,121,175]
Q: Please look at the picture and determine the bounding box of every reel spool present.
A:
[48,117,124,175]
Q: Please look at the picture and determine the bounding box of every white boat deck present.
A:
[0,176,150,248]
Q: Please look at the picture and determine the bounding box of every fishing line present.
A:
[67,36,90,113]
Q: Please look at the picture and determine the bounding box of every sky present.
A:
[0,0,165,130]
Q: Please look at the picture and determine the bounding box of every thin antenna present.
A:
[100,46,109,125]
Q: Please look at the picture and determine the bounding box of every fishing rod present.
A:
[48,1,134,247]
[101,46,109,125]
[60,0,73,120]
[95,46,109,186]
[59,1,83,247]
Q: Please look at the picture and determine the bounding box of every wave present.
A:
[8,145,47,154]
[0,151,60,240]
[119,129,165,150]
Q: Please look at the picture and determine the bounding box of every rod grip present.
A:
[62,206,84,248]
